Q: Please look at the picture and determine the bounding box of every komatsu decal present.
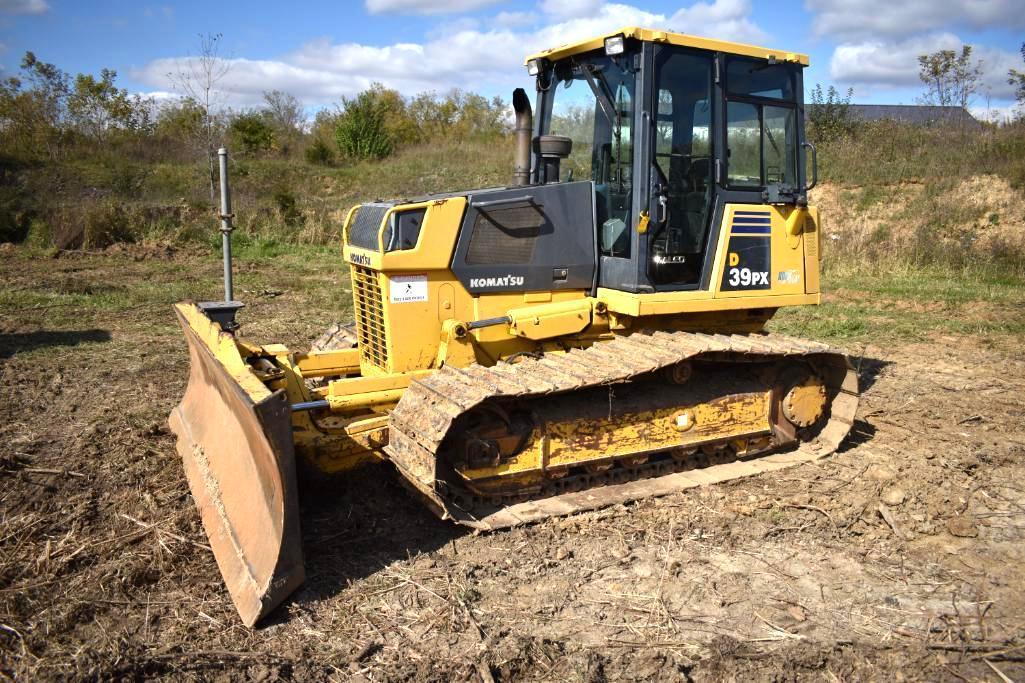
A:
[349,252,371,267]
[469,274,525,289]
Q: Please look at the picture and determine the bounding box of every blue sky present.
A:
[2,0,1022,120]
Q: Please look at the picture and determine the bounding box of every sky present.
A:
[1,0,1023,121]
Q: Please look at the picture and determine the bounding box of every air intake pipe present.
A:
[512,88,532,186]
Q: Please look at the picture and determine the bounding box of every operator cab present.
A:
[527,28,811,293]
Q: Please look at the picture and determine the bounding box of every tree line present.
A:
[0,47,510,170]
[4,40,1022,171]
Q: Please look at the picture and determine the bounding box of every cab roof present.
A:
[524,26,809,67]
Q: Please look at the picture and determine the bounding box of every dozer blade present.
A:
[168,303,304,627]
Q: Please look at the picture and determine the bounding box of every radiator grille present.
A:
[348,203,393,250]
[805,215,818,260]
[466,205,543,265]
[351,265,388,370]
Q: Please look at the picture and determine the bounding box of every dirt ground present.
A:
[2,246,1025,681]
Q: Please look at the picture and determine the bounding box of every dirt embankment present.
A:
[813,175,1025,261]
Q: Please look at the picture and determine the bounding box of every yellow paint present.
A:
[173,303,273,403]
[785,206,806,236]
[325,388,404,412]
[325,371,430,398]
[803,206,821,294]
[637,211,650,234]
[524,26,809,66]
[546,392,771,466]
[507,299,593,340]
[340,205,360,246]
[300,413,390,473]
[295,349,360,377]
[458,390,773,483]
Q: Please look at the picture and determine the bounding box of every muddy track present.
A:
[388,332,857,529]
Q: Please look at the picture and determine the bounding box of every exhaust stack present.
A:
[512,88,532,186]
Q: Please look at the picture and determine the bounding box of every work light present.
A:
[604,34,625,55]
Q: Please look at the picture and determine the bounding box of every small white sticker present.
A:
[389,274,428,303]
[777,269,801,284]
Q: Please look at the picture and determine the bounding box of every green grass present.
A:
[826,262,1025,303]
[769,263,1025,344]
[0,243,349,333]
[4,240,1021,358]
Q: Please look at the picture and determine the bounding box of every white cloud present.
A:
[494,10,537,28]
[132,0,770,108]
[830,33,961,88]
[365,0,505,14]
[971,103,1021,124]
[540,0,603,20]
[830,33,1022,100]
[425,16,479,38]
[0,0,49,15]
[806,0,1025,41]
[973,44,1025,101]
[667,0,765,43]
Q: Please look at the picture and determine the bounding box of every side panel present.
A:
[710,203,807,298]
[598,202,818,317]
[450,181,596,294]
[343,195,598,374]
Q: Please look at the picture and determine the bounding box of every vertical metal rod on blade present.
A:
[218,147,235,303]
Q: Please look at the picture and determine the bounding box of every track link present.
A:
[386,331,859,530]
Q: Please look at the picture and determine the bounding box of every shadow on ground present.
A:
[0,329,112,359]
[269,464,464,624]
[851,355,891,392]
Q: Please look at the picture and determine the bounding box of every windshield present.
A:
[546,54,636,256]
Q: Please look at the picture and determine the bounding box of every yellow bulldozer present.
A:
[169,27,859,626]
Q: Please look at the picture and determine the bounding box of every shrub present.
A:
[229,112,275,156]
[808,84,855,142]
[82,200,136,248]
[0,183,32,243]
[335,90,394,160]
[304,137,334,165]
[272,188,302,228]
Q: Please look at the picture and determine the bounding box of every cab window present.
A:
[725,57,799,189]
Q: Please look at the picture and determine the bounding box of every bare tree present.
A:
[262,90,304,135]
[168,33,231,203]
[917,45,982,110]
[1009,43,1025,112]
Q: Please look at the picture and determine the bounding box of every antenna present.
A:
[198,147,244,331]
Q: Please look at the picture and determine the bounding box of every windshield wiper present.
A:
[576,60,620,135]
[575,59,626,190]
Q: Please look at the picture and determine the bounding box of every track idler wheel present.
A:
[781,374,828,428]
[663,361,693,385]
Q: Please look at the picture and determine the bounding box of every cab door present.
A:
[646,46,716,289]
